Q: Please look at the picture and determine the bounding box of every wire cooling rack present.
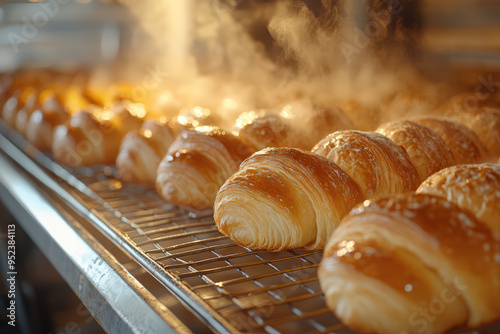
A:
[1,120,496,334]
[0,121,349,334]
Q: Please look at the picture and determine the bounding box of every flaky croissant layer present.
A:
[214,147,365,251]
[156,126,254,209]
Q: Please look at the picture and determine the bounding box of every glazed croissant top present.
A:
[319,193,500,334]
[233,110,304,150]
[214,147,365,251]
[376,120,456,182]
[156,126,255,209]
[302,105,355,149]
[312,130,420,198]
[417,163,500,237]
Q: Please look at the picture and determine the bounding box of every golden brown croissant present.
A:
[14,89,40,136]
[156,126,254,209]
[232,110,304,150]
[214,147,365,251]
[303,105,355,149]
[105,100,146,133]
[116,120,176,184]
[451,107,500,158]
[52,111,125,166]
[376,120,456,182]
[413,117,490,164]
[417,163,500,237]
[319,193,500,334]
[0,76,12,109]
[26,106,69,152]
[312,130,420,198]
[2,89,26,127]
[340,99,381,131]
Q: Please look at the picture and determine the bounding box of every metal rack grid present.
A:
[1,121,496,334]
[0,121,348,334]
[73,177,341,334]
[58,162,350,334]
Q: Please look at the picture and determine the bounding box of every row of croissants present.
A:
[2,76,500,334]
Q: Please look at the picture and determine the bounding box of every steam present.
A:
[116,0,450,130]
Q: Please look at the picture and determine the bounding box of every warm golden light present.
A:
[158,116,169,125]
[125,101,147,118]
[177,115,188,125]
[221,98,238,111]
[95,109,114,122]
[280,105,293,119]
[235,110,258,129]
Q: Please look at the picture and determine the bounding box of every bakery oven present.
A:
[0,1,499,334]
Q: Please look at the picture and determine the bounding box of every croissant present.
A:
[14,89,40,136]
[105,100,145,133]
[116,120,176,184]
[214,147,365,251]
[319,194,500,334]
[417,163,500,237]
[2,89,25,127]
[26,107,69,152]
[52,111,124,166]
[156,126,254,209]
[340,99,381,131]
[0,76,12,108]
[451,107,500,158]
[303,105,355,149]
[413,117,490,164]
[232,110,305,150]
[312,130,420,198]
[376,120,456,182]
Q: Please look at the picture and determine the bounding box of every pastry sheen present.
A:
[452,108,500,158]
[156,126,254,209]
[312,130,420,198]
[304,105,354,149]
[214,147,365,251]
[417,163,500,237]
[233,110,304,150]
[376,120,456,182]
[52,111,125,166]
[116,120,176,183]
[27,108,69,152]
[26,95,69,151]
[319,194,500,334]
[413,117,489,164]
